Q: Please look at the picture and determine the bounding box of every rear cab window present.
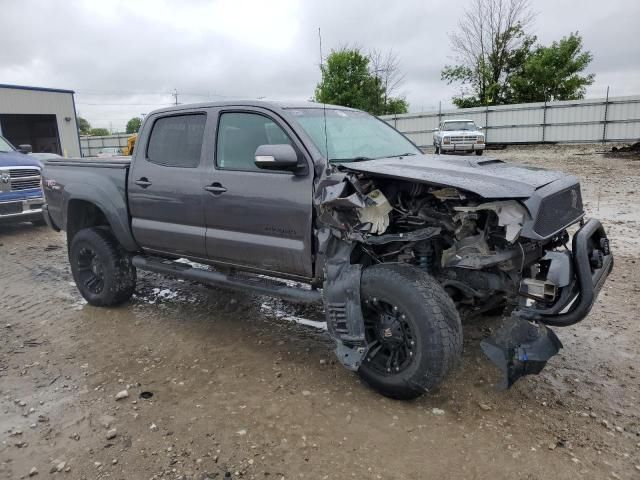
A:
[146,114,206,168]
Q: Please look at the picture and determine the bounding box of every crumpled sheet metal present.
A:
[313,168,370,370]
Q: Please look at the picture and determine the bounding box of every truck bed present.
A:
[42,156,136,250]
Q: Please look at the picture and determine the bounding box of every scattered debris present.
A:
[115,389,129,400]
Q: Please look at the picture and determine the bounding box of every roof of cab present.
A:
[147,100,357,117]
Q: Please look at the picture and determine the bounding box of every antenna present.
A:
[172,88,179,105]
[318,27,329,162]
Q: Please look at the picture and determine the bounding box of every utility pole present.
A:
[172,89,179,105]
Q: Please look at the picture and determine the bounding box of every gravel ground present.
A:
[1,144,639,480]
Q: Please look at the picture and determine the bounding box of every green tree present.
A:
[77,117,92,135]
[314,47,408,115]
[126,117,142,134]
[508,32,594,103]
[90,128,110,136]
[441,0,535,107]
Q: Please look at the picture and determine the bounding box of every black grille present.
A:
[10,169,39,178]
[0,202,22,215]
[534,185,584,237]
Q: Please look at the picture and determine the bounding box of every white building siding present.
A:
[0,85,81,157]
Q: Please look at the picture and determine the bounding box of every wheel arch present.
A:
[63,186,138,252]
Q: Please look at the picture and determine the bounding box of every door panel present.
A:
[204,109,314,278]
[129,113,209,257]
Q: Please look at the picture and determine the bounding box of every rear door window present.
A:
[147,114,206,167]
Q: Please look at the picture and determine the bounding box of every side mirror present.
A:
[18,144,33,154]
[254,144,298,170]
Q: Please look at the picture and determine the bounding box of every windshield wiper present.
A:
[388,152,417,158]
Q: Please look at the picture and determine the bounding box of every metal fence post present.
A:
[602,86,610,144]
[485,105,489,143]
[542,100,547,143]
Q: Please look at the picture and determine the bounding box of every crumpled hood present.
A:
[343,154,572,199]
[0,151,42,169]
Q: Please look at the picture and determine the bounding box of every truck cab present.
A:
[433,119,485,155]
[0,135,45,225]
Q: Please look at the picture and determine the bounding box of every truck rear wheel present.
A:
[69,227,136,306]
[357,264,462,400]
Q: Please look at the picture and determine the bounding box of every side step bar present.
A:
[131,256,323,304]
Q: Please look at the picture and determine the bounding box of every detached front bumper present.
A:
[481,218,612,388]
[520,218,613,326]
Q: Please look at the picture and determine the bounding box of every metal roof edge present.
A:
[0,83,75,94]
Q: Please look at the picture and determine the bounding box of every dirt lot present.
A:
[1,144,639,480]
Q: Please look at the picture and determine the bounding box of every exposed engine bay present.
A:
[316,168,613,387]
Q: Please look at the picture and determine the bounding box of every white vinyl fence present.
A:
[80,133,130,157]
[381,94,640,148]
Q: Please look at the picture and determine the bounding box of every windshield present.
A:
[442,121,477,131]
[0,136,15,153]
[289,108,420,162]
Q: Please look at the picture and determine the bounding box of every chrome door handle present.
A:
[204,183,227,194]
[134,178,152,188]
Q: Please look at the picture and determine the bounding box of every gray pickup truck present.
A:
[42,101,613,399]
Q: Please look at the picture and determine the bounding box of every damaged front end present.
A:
[314,162,613,388]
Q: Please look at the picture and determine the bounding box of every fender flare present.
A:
[62,182,139,252]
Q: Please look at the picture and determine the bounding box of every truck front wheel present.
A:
[357,264,462,400]
[69,227,136,306]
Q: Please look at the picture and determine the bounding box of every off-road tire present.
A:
[357,264,463,400]
[475,149,484,156]
[69,227,136,306]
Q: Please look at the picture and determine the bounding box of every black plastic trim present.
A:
[520,218,613,326]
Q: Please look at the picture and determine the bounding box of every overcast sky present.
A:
[2,0,639,131]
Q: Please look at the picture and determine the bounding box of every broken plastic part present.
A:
[356,189,392,234]
[455,200,528,243]
[480,314,562,389]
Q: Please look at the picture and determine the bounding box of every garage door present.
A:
[0,114,61,154]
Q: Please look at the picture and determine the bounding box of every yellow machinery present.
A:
[123,134,137,156]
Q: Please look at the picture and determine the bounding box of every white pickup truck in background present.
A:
[433,119,485,155]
